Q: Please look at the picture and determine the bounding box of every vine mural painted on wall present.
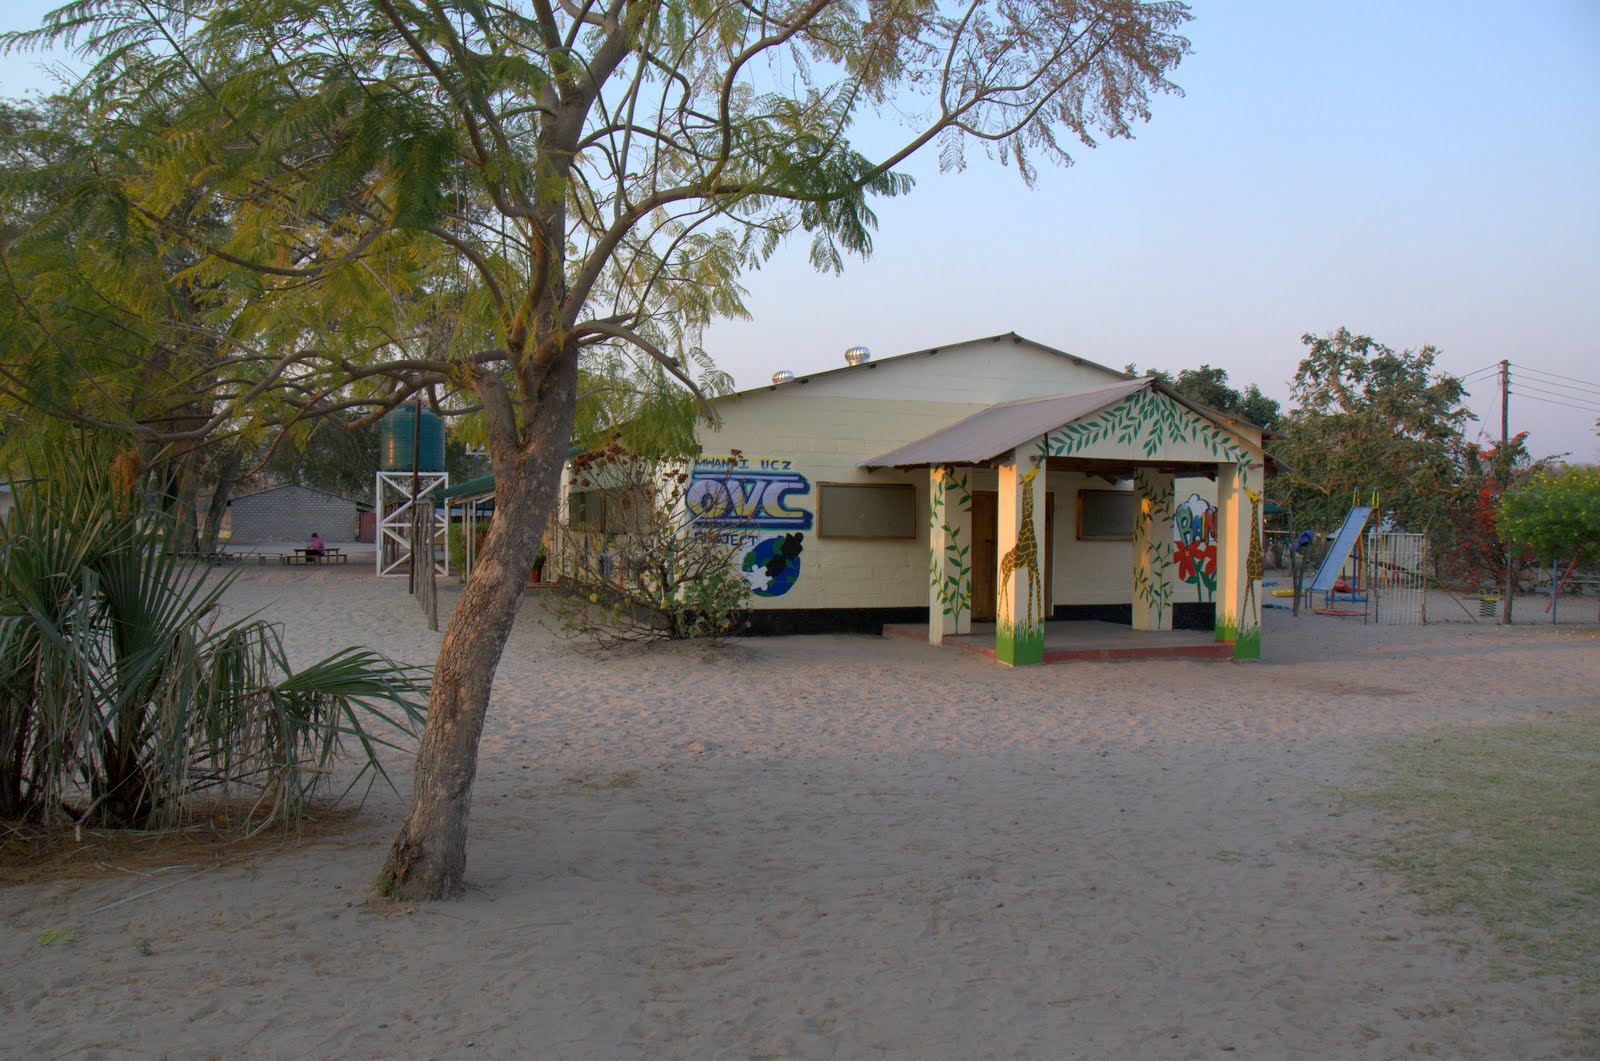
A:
[1173,493,1218,601]
[1130,470,1176,622]
[930,466,973,619]
[1036,387,1254,489]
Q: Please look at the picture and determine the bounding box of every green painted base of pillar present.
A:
[996,620,1044,666]
[1215,612,1262,659]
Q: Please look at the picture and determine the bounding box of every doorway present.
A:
[970,491,1053,623]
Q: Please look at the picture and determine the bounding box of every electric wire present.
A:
[1511,379,1600,409]
[1514,392,1600,416]
[1513,364,1600,396]
[1516,379,1600,403]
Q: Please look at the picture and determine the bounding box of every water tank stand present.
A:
[375,470,450,578]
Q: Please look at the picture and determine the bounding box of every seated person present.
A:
[306,532,325,562]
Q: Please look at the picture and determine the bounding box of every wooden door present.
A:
[971,491,1053,624]
[972,491,997,621]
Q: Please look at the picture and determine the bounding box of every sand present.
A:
[3,563,1597,1059]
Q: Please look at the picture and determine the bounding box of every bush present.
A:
[0,445,428,830]
[550,440,750,646]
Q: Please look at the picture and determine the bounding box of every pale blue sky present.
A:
[4,1,1598,459]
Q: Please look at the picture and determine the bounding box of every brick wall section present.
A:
[227,485,362,544]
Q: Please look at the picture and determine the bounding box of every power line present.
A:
[1512,380,1600,410]
[1515,392,1600,416]
[1514,363,1600,396]
[1457,361,1504,380]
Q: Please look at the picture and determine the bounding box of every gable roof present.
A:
[860,378,1263,469]
[728,331,1130,398]
[229,482,372,509]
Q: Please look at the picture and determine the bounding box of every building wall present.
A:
[692,385,1224,613]
[555,343,1251,621]
[228,486,361,544]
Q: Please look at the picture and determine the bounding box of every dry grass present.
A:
[0,803,362,886]
[1341,709,1600,984]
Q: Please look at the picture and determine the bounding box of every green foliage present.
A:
[0,441,429,829]
[1268,328,1471,532]
[1126,363,1282,427]
[1497,465,1600,564]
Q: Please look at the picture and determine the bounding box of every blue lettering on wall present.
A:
[687,460,812,530]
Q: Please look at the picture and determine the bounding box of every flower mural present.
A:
[1173,493,1218,600]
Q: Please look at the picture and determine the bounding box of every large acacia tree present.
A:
[1269,328,1471,532]
[8,0,1193,898]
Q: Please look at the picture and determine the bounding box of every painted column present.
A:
[1131,470,1176,631]
[1216,462,1265,658]
[995,449,1047,666]
[928,465,973,644]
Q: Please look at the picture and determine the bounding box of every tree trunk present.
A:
[201,447,243,555]
[377,351,577,900]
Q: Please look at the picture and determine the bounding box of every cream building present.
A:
[566,333,1268,665]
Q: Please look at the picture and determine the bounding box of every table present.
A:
[283,547,347,565]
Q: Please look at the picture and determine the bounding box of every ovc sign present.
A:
[686,458,812,530]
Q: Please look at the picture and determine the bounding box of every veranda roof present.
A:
[860,378,1157,468]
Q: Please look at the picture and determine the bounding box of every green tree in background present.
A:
[1497,465,1600,566]
[1125,363,1281,427]
[1268,328,1471,532]
[6,0,1193,899]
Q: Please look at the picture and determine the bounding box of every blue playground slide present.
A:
[1310,507,1374,596]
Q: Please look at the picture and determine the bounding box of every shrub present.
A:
[0,445,428,830]
[550,440,750,646]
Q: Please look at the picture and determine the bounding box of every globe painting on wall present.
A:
[742,533,804,597]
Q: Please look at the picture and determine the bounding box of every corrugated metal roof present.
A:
[438,473,496,500]
[727,332,1131,400]
[860,378,1155,468]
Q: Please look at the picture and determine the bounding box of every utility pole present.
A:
[1501,359,1512,625]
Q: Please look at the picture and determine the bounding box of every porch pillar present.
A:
[1216,462,1265,658]
[928,465,973,644]
[995,449,1046,666]
[1131,470,1176,631]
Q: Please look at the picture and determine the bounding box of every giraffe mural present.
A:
[996,458,1045,666]
[1215,464,1264,659]
[1243,486,1264,618]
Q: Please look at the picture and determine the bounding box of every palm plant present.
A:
[0,443,427,830]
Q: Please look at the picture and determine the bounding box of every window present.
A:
[568,490,613,532]
[819,483,917,539]
[1077,489,1136,541]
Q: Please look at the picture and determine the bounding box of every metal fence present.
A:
[1366,531,1428,625]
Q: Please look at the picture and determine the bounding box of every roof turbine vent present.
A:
[844,344,872,367]
[771,369,795,385]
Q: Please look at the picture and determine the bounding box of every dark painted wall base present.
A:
[1048,603,1213,630]
[741,607,930,636]
[739,601,1216,636]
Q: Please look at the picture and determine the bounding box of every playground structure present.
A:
[1302,503,1428,624]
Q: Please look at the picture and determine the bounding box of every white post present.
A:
[1131,470,1175,631]
[995,450,1046,666]
[928,466,974,643]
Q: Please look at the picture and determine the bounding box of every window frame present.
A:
[1076,487,1137,542]
[817,481,919,540]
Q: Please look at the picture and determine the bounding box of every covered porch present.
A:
[862,378,1267,666]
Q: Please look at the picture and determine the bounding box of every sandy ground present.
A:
[3,564,1598,1059]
